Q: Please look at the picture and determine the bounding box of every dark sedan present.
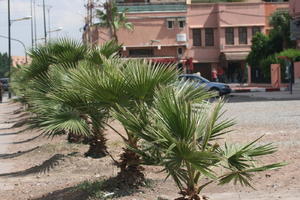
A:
[0,78,9,91]
[179,74,231,96]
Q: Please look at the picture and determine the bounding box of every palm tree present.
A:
[11,39,121,158]
[115,83,285,199]
[67,57,179,185]
[96,0,133,43]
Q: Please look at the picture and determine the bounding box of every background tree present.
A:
[0,52,10,78]
[269,10,294,49]
[246,10,294,82]
[96,0,133,43]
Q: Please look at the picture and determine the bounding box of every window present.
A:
[178,20,185,29]
[129,49,154,57]
[177,47,183,56]
[192,29,201,46]
[205,28,214,46]
[252,27,261,37]
[167,20,174,29]
[225,28,234,45]
[238,27,248,44]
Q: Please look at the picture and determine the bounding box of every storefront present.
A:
[219,52,249,83]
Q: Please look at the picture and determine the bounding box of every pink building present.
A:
[290,0,300,48]
[290,0,300,82]
[86,0,288,83]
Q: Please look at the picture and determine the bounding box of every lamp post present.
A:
[42,0,47,44]
[7,0,31,98]
[48,27,63,33]
[0,35,28,63]
[36,27,63,44]
[38,4,52,41]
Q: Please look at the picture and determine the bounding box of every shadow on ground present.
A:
[32,186,89,200]
[3,133,43,144]
[0,154,65,177]
[32,175,153,200]
[0,146,40,159]
[0,127,31,136]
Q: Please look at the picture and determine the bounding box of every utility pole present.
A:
[47,6,51,40]
[30,0,34,48]
[42,0,47,44]
[86,0,94,44]
[33,0,37,48]
[7,0,12,99]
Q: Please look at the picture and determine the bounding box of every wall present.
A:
[117,12,186,47]
[219,3,265,27]
[187,2,265,62]
[122,46,184,58]
[151,0,185,3]
[290,0,300,18]
[294,61,300,83]
[265,2,289,34]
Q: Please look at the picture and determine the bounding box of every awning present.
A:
[223,52,249,61]
[151,57,178,63]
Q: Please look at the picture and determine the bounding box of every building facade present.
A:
[290,0,300,48]
[85,0,288,83]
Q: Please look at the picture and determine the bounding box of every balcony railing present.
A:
[117,3,187,13]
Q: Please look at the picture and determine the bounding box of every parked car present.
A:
[178,74,231,96]
[0,78,9,91]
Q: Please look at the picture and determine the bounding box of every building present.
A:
[290,0,300,48]
[11,56,31,67]
[84,0,288,83]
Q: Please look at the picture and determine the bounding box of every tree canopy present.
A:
[246,10,295,81]
[0,52,10,78]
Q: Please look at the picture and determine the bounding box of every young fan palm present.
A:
[66,57,179,184]
[115,84,285,199]
[12,39,120,158]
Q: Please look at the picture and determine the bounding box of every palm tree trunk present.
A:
[67,132,88,144]
[84,128,107,158]
[117,138,144,186]
[112,25,118,43]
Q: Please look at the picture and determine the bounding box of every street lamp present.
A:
[0,35,28,63]
[48,27,63,33]
[38,4,52,40]
[11,16,32,23]
[36,27,63,44]
[8,0,31,98]
[36,27,63,41]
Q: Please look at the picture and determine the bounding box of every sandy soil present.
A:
[0,98,300,200]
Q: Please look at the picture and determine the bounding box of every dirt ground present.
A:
[0,97,300,200]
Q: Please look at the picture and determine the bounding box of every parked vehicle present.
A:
[179,74,231,96]
[0,78,9,91]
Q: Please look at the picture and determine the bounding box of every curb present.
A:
[231,87,288,93]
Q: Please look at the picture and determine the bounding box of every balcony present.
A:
[117,3,187,13]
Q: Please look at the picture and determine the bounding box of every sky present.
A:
[0,0,87,56]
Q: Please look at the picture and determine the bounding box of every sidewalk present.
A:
[0,94,17,174]
[230,86,300,100]
[230,84,288,93]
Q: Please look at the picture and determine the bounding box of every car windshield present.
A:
[179,75,210,83]
[197,76,209,83]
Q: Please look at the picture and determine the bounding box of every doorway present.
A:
[227,62,243,83]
